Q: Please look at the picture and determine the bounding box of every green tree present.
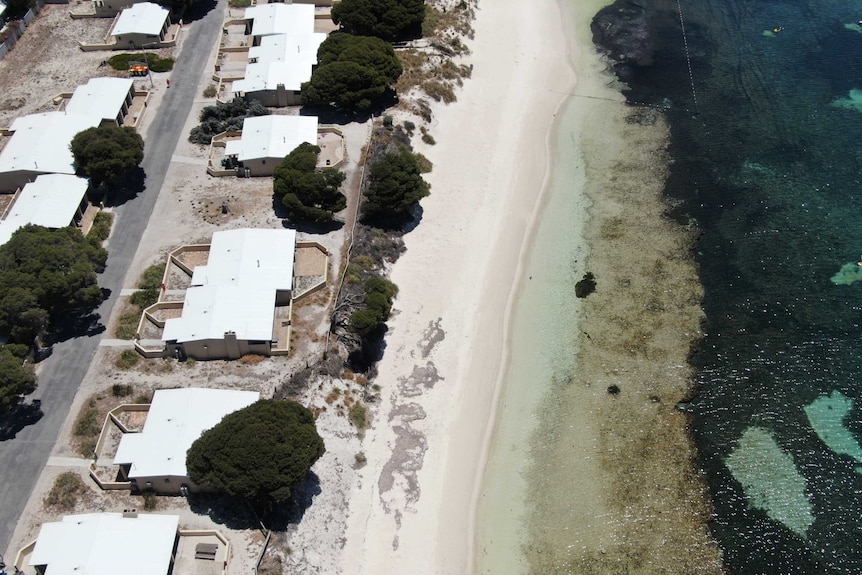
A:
[274,143,347,223]
[349,277,398,336]
[0,348,36,412]
[70,126,144,188]
[186,399,325,512]
[318,34,402,84]
[331,0,425,41]
[302,35,402,111]
[0,226,106,344]
[302,61,389,112]
[361,148,430,223]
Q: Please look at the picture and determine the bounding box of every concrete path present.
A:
[98,339,136,348]
[46,457,93,468]
[0,0,227,555]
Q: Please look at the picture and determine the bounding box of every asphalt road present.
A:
[0,0,225,556]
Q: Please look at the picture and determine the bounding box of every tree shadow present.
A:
[181,0,218,22]
[273,195,346,234]
[0,399,43,441]
[347,325,389,372]
[104,167,147,207]
[299,90,399,125]
[300,104,372,126]
[49,311,105,345]
[282,218,344,234]
[187,471,321,531]
[360,204,424,235]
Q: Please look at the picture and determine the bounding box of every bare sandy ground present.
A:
[338,0,578,572]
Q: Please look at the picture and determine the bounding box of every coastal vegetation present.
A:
[331,0,425,41]
[188,98,269,145]
[274,142,347,224]
[302,35,402,112]
[361,147,430,225]
[186,399,325,514]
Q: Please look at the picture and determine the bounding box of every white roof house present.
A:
[224,115,317,163]
[66,77,134,124]
[0,111,101,178]
[245,3,315,38]
[30,513,179,575]
[114,388,259,480]
[248,32,326,67]
[162,228,297,344]
[111,2,169,37]
[233,60,313,93]
[0,174,89,246]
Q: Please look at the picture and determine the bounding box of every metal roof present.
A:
[65,77,134,123]
[245,3,315,38]
[224,115,317,162]
[113,388,260,480]
[0,112,101,178]
[30,513,179,575]
[111,2,169,36]
[233,60,314,93]
[248,32,325,66]
[0,174,89,246]
[162,228,296,343]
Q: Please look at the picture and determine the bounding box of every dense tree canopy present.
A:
[0,225,107,344]
[349,277,398,336]
[70,126,144,188]
[302,61,388,112]
[318,34,402,84]
[331,0,425,41]
[302,34,401,111]
[361,148,430,223]
[274,143,347,223]
[186,400,325,510]
[0,347,35,412]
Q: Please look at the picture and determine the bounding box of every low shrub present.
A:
[111,384,133,397]
[142,489,158,510]
[115,310,140,340]
[348,403,369,430]
[415,153,433,173]
[108,53,174,73]
[115,349,140,370]
[89,212,113,243]
[44,472,87,511]
[202,84,217,98]
[74,408,101,437]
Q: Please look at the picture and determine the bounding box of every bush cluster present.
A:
[108,53,175,73]
[348,278,398,336]
[274,143,346,223]
[188,98,269,145]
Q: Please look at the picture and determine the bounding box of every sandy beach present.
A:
[340,0,577,572]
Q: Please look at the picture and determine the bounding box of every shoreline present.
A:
[338,0,578,572]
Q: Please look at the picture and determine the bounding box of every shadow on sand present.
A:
[187,471,322,531]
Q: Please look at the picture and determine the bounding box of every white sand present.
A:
[340,0,577,572]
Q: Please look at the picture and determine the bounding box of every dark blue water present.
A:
[593,0,862,572]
